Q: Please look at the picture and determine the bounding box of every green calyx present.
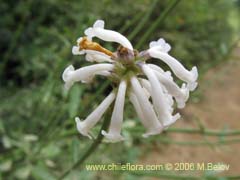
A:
[108,57,143,85]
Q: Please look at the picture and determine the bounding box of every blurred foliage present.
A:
[0,0,240,179]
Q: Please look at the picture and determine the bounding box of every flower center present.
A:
[78,37,144,84]
[110,46,142,84]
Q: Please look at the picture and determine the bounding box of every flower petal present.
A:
[129,92,146,126]
[72,46,85,55]
[130,76,163,137]
[147,63,173,81]
[139,78,174,112]
[141,64,180,127]
[147,63,164,73]
[84,20,133,50]
[72,37,85,55]
[62,65,75,90]
[62,64,114,90]
[85,50,113,63]
[149,38,171,53]
[129,92,162,137]
[150,67,190,108]
[75,92,115,138]
[101,80,127,142]
[148,49,198,90]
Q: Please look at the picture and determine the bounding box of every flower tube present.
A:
[84,20,133,50]
[139,78,174,111]
[149,67,189,108]
[148,38,198,91]
[130,76,163,137]
[102,80,127,142]
[147,63,173,81]
[62,64,114,90]
[75,92,116,139]
[141,64,180,127]
[129,92,162,137]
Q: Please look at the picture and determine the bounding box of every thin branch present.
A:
[166,127,240,136]
[135,0,181,49]
[57,128,240,147]
[156,137,240,146]
[119,11,144,33]
[128,0,159,41]
[59,127,240,139]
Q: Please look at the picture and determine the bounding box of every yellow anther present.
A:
[79,37,113,56]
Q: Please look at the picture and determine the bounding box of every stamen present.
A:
[116,46,135,61]
[79,37,113,57]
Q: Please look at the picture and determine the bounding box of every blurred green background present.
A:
[1,0,240,179]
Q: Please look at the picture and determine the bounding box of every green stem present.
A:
[119,11,144,33]
[156,137,240,146]
[59,127,240,138]
[135,0,181,49]
[128,0,159,41]
[58,105,112,180]
[166,127,240,136]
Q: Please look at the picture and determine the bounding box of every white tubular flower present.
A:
[139,78,174,110]
[149,38,171,53]
[84,20,133,50]
[75,92,115,139]
[72,37,86,55]
[129,92,146,126]
[148,63,173,81]
[129,92,162,137]
[62,64,114,90]
[147,63,164,73]
[139,78,151,93]
[63,20,198,142]
[149,67,189,109]
[148,38,198,91]
[141,64,180,127]
[102,80,127,142]
[130,76,163,137]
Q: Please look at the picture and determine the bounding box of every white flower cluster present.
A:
[62,20,198,143]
